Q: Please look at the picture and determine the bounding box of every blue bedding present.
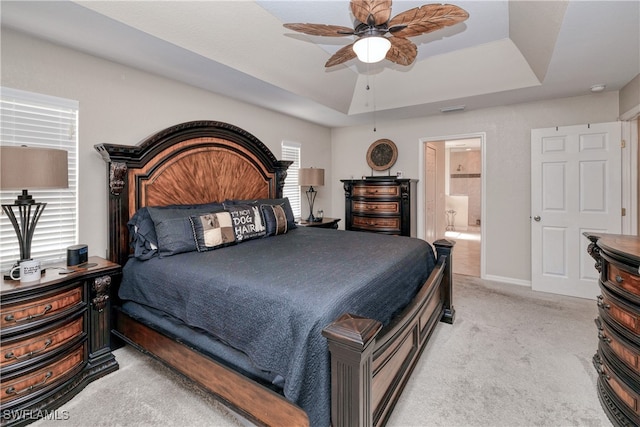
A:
[119,226,436,427]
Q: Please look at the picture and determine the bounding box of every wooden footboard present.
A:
[323,239,454,427]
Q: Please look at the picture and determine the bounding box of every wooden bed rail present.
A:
[322,239,454,427]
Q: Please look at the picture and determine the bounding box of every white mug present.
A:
[9,259,41,283]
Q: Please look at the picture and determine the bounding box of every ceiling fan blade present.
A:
[283,23,355,37]
[325,43,357,67]
[350,0,392,26]
[388,4,469,38]
[386,37,417,66]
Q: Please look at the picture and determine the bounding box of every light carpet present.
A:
[33,274,612,427]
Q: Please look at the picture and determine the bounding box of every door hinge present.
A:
[621,139,626,148]
[622,208,626,216]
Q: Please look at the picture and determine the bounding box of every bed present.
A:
[95,120,455,427]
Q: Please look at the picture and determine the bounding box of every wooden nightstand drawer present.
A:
[0,342,85,404]
[353,215,401,232]
[352,185,400,198]
[1,286,83,332]
[352,201,400,214]
[1,315,84,369]
[608,263,640,297]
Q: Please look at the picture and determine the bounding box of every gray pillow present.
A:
[147,203,224,257]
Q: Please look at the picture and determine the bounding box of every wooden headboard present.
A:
[95,121,292,267]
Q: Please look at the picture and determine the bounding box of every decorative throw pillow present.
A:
[190,211,236,251]
[226,198,297,230]
[224,204,267,242]
[261,204,288,236]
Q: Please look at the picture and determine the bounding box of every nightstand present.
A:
[298,217,341,229]
[0,256,120,426]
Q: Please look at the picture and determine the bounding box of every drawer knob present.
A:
[4,304,52,323]
[5,371,52,396]
[597,331,611,344]
[615,275,624,284]
[596,295,610,310]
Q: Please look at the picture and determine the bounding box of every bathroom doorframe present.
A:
[418,132,486,279]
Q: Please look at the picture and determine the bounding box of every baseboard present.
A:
[482,274,531,288]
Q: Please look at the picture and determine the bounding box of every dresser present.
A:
[341,178,417,237]
[1,257,120,426]
[585,233,640,427]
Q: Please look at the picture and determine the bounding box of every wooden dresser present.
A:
[585,233,640,427]
[0,257,120,426]
[341,178,417,237]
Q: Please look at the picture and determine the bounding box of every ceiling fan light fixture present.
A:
[353,36,391,63]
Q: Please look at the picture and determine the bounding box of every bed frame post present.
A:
[434,239,455,324]
[322,313,383,427]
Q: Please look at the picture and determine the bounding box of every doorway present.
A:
[421,134,485,278]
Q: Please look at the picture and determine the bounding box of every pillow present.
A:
[128,207,159,260]
[226,198,297,231]
[224,204,267,242]
[147,202,224,257]
[260,204,288,236]
[190,211,236,251]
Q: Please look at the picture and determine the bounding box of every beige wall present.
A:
[331,93,620,284]
[620,74,640,118]
[1,29,332,259]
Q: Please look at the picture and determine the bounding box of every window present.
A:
[1,87,78,270]
[281,141,301,219]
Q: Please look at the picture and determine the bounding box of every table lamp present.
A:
[298,167,324,222]
[1,145,69,269]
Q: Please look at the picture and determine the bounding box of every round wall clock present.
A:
[366,139,398,171]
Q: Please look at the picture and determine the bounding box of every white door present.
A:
[531,122,622,299]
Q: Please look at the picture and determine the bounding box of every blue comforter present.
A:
[119,227,436,426]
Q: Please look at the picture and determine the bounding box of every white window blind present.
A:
[1,87,78,270]
[281,141,301,219]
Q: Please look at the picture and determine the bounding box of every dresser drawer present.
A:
[595,351,640,420]
[1,342,85,404]
[598,288,640,337]
[1,315,84,370]
[608,262,640,298]
[1,286,83,333]
[352,185,400,198]
[352,201,400,214]
[352,215,401,233]
[597,317,640,376]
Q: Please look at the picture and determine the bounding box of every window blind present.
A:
[281,141,301,219]
[1,87,78,270]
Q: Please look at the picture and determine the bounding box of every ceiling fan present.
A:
[283,0,469,67]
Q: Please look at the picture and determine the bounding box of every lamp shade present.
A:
[0,146,69,190]
[353,36,391,63]
[298,168,324,187]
